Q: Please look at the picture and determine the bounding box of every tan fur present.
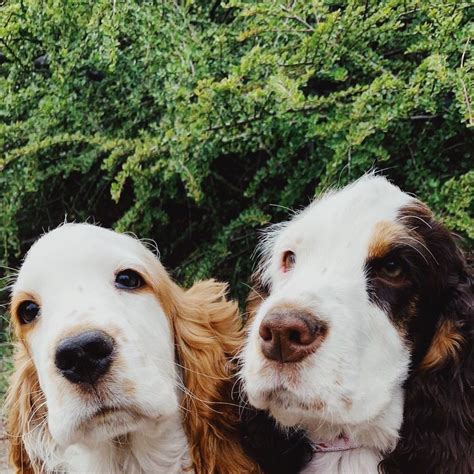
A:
[421,320,464,370]
[6,344,45,474]
[367,220,406,259]
[156,277,260,473]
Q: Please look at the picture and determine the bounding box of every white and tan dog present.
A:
[7,223,258,473]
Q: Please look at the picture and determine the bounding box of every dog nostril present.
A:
[55,346,80,372]
[83,337,114,360]
[288,329,300,344]
[299,321,322,345]
[258,323,273,342]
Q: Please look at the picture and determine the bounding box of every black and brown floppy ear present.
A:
[170,279,260,474]
[380,202,473,474]
[6,343,46,474]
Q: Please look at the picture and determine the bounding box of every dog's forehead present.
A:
[15,224,151,288]
[283,177,413,246]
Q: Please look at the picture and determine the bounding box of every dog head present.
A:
[8,223,256,473]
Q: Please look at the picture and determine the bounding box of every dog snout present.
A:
[259,308,326,363]
[55,330,115,384]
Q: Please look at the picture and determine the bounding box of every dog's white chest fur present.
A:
[54,416,191,473]
[302,448,381,474]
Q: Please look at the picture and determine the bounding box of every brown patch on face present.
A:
[142,258,181,319]
[122,378,136,397]
[367,220,406,260]
[420,320,464,370]
[365,216,425,337]
[132,281,155,296]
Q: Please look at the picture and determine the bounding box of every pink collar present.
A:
[312,433,358,453]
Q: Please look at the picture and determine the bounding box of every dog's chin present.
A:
[52,406,160,446]
[81,407,152,442]
[248,385,324,425]
[250,383,356,430]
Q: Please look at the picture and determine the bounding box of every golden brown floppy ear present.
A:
[171,279,260,474]
[5,343,45,474]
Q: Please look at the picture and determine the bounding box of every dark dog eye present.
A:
[18,300,40,324]
[381,258,404,278]
[282,250,296,272]
[115,269,144,289]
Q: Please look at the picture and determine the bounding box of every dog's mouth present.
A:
[254,384,326,416]
[91,405,129,419]
[272,390,325,411]
[51,401,161,446]
[75,404,149,438]
[88,404,144,423]
[265,387,300,406]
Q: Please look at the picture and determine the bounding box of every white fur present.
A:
[13,224,193,473]
[242,176,414,473]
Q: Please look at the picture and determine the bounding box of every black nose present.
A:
[55,330,115,384]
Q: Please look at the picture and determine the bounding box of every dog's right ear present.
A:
[6,343,45,474]
[166,279,260,473]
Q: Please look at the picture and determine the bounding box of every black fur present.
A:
[378,204,473,474]
[240,406,313,474]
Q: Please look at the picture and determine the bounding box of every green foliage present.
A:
[1,0,473,310]
[0,339,13,397]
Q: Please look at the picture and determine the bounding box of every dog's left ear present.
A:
[381,205,473,474]
[6,343,49,474]
[171,279,259,474]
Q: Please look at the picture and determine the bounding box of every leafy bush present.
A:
[1,0,473,313]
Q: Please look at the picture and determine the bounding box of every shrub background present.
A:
[1,0,473,338]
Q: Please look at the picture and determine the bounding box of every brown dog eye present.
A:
[381,258,403,278]
[18,300,40,324]
[282,250,296,272]
[115,269,144,289]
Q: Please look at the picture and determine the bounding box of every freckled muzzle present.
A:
[259,307,327,363]
[55,330,115,385]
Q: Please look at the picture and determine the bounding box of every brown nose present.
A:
[259,308,326,363]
